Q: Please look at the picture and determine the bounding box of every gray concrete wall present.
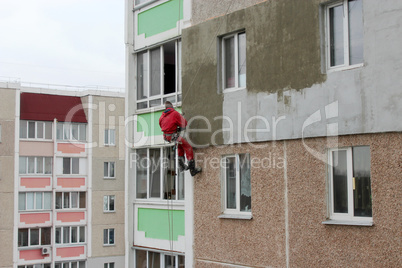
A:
[0,86,16,268]
[182,0,402,146]
[90,95,126,259]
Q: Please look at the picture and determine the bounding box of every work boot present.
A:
[178,156,188,172]
[188,159,202,176]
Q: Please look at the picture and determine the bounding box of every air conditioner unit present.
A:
[42,246,51,255]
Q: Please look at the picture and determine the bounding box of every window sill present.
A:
[104,177,116,180]
[218,213,253,220]
[222,86,247,94]
[103,244,115,247]
[322,219,373,226]
[326,63,364,74]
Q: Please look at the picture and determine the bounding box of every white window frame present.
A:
[104,162,116,179]
[20,120,53,140]
[55,192,86,209]
[103,228,115,246]
[103,195,115,212]
[104,263,115,268]
[18,264,51,268]
[55,261,86,268]
[134,249,185,268]
[135,147,185,201]
[325,0,364,72]
[136,40,182,111]
[326,147,373,225]
[18,227,51,247]
[63,157,80,175]
[221,31,246,92]
[19,192,52,211]
[19,156,52,175]
[220,153,252,219]
[104,129,116,146]
[55,226,86,244]
[56,122,87,142]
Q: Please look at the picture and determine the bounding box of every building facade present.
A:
[126,0,401,267]
[0,82,125,268]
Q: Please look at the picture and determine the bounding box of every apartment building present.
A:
[0,82,125,268]
[126,0,401,267]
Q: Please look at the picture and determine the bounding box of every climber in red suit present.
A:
[159,101,201,176]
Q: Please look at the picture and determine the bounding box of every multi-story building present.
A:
[126,0,401,267]
[0,81,125,268]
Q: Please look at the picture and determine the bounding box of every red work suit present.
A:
[159,108,194,161]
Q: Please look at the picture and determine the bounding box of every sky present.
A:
[0,0,125,89]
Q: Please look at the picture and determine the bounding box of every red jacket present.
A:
[159,108,187,134]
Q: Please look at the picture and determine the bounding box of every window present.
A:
[18,264,51,268]
[221,32,246,91]
[136,147,185,200]
[57,122,86,141]
[104,263,115,268]
[18,228,51,247]
[328,146,372,223]
[221,154,251,217]
[104,162,115,178]
[325,0,363,70]
[55,226,85,244]
[103,228,115,245]
[55,192,86,209]
[136,40,182,110]
[104,129,116,146]
[20,120,53,140]
[19,157,52,175]
[135,249,185,268]
[103,195,115,212]
[63,158,80,174]
[55,261,86,268]
[19,192,52,211]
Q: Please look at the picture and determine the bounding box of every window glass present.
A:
[136,250,147,268]
[36,157,43,174]
[104,129,109,145]
[27,192,35,210]
[352,146,371,217]
[109,129,115,145]
[103,229,108,244]
[137,51,148,102]
[71,227,77,243]
[224,36,235,88]
[30,228,40,245]
[226,157,236,209]
[109,229,114,244]
[44,192,52,209]
[56,192,62,209]
[45,122,52,139]
[238,33,247,88]
[103,196,108,211]
[136,149,148,198]
[110,162,115,177]
[329,4,344,66]
[72,124,79,140]
[20,120,27,138]
[57,124,63,140]
[239,154,251,212]
[109,195,115,211]
[36,122,44,139]
[19,193,26,210]
[149,149,161,198]
[79,192,86,208]
[79,226,85,242]
[79,124,86,141]
[19,157,27,174]
[45,157,52,174]
[104,162,108,177]
[63,227,70,243]
[150,47,161,97]
[63,192,70,209]
[332,150,348,213]
[348,0,363,65]
[63,124,70,140]
[41,227,51,245]
[18,229,28,247]
[28,122,36,138]
[72,158,79,174]
[28,157,35,173]
[36,192,43,209]
[55,228,61,244]
[71,192,78,208]
[79,261,85,268]
[163,41,176,95]
[148,252,160,268]
[63,158,71,174]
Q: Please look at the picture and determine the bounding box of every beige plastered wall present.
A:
[90,95,125,258]
[193,133,401,267]
[0,87,16,267]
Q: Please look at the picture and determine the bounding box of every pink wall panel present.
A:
[20,177,51,188]
[56,246,85,258]
[57,212,85,223]
[57,178,85,188]
[20,213,51,225]
[57,143,86,154]
[19,249,45,261]
[20,141,53,156]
